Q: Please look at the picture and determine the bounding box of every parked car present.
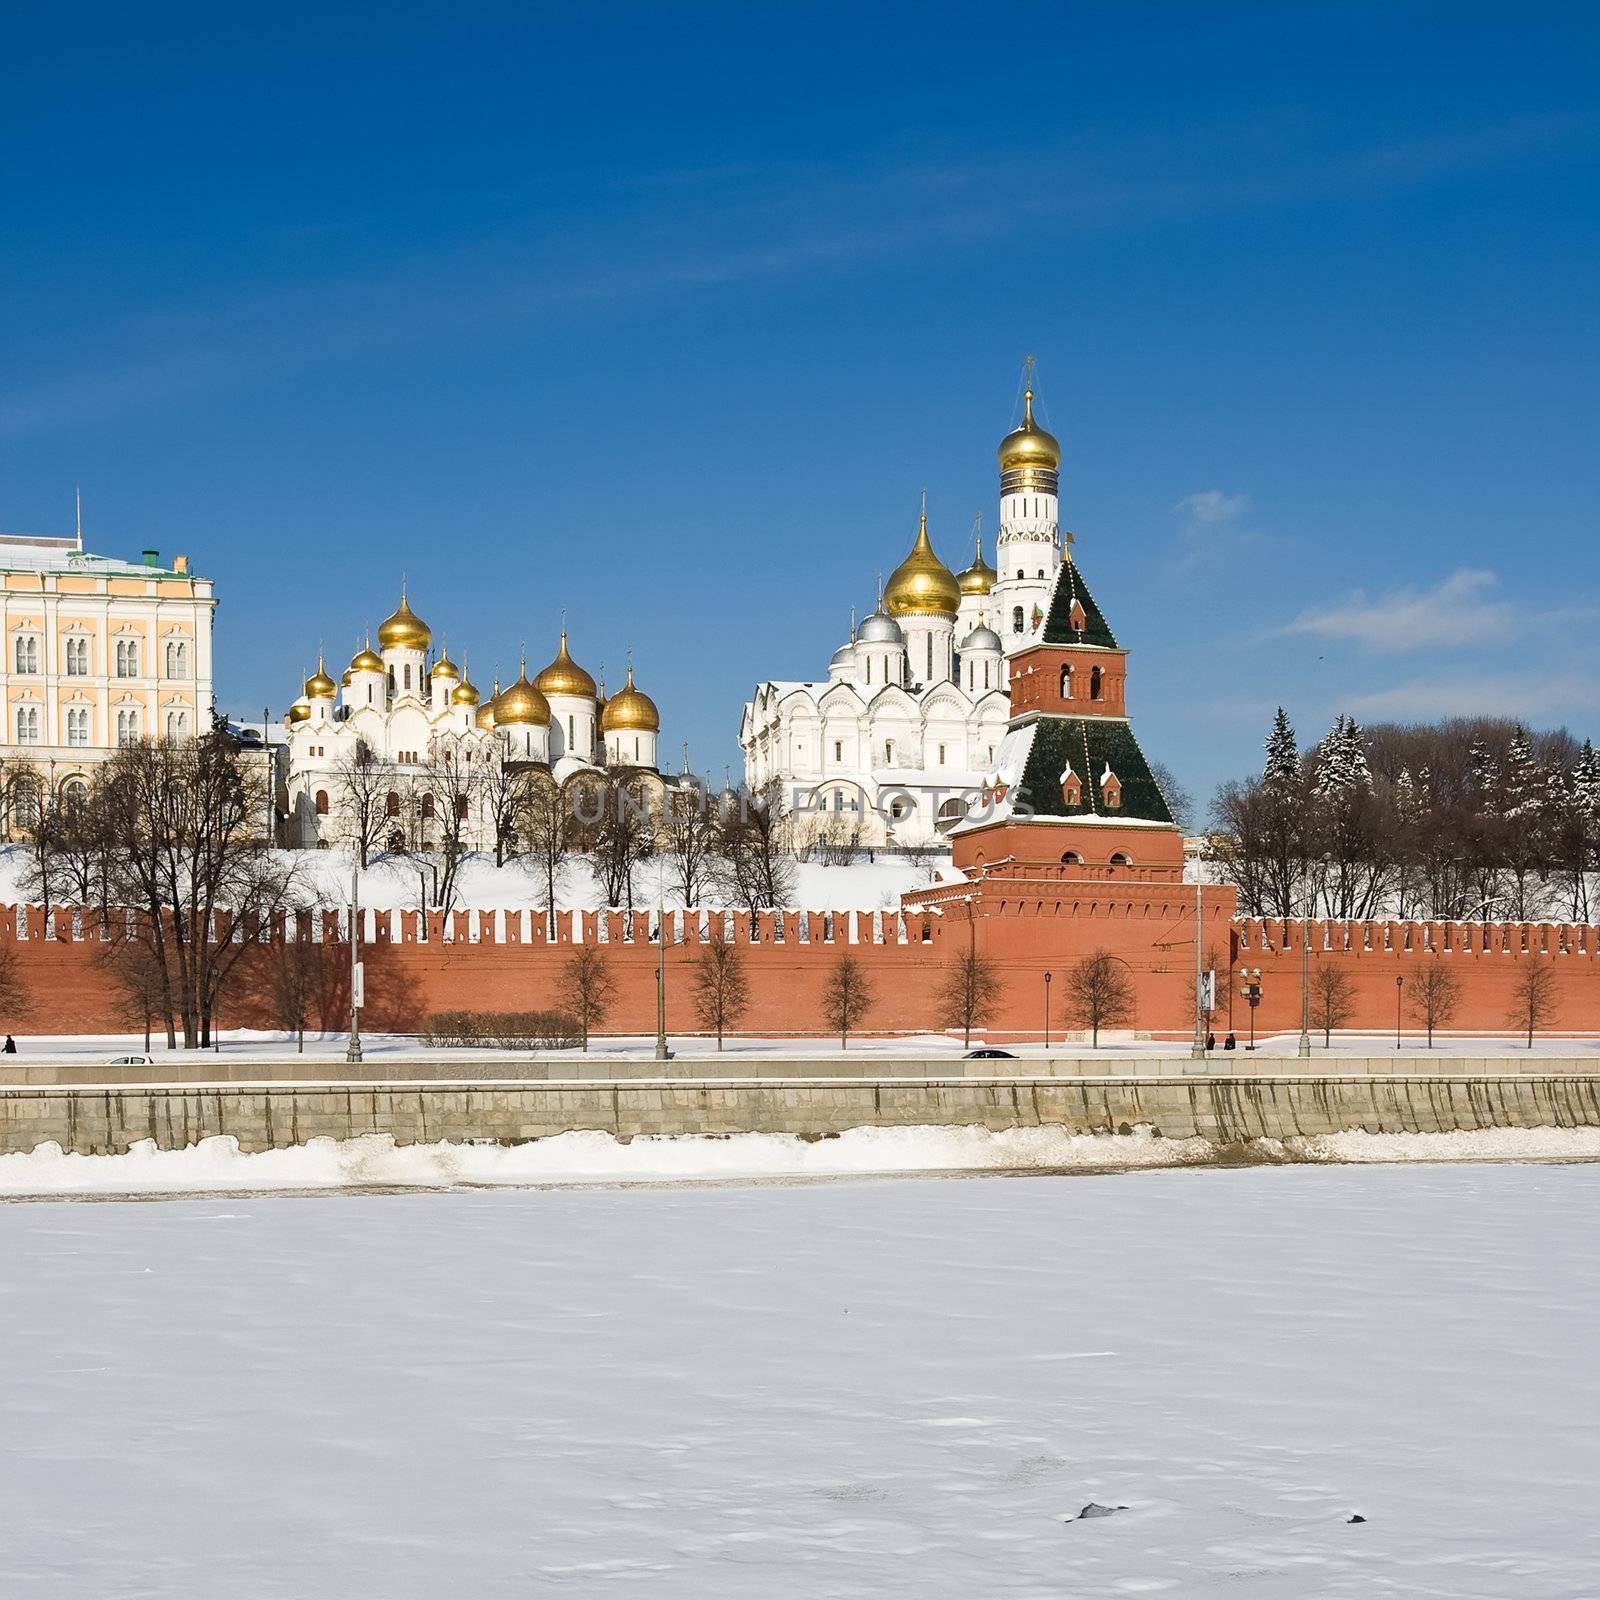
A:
[962,1047,1016,1060]
[105,1054,156,1066]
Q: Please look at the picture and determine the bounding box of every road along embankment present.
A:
[1,1072,1597,1157]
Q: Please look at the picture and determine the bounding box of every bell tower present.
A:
[992,358,1064,658]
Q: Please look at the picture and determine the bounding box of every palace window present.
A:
[13,635,39,674]
[116,708,140,745]
[164,640,188,678]
[66,708,89,747]
[115,639,140,677]
[14,706,39,744]
[65,637,89,675]
[165,709,189,741]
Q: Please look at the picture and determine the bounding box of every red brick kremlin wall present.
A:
[3,899,1596,1041]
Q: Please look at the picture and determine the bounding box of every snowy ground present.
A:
[0,844,947,915]
[4,1027,1597,1063]
[3,1161,1597,1597]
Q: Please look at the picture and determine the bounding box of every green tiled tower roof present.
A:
[1013,717,1175,824]
[1041,558,1118,648]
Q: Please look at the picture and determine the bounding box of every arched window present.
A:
[67,708,89,747]
[61,778,89,814]
[12,775,39,828]
[14,706,38,744]
[1061,850,1082,864]
[116,708,139,746]
[456,794,470,821]
[13,635,38,673]
[1060,665,1073,699]
[885,739,895,764]
[314,789,330,815]
[1012,606,1024,633]
[164,640,189,678]
[115,639,140,677]
[66,637,88,675]
[421,793,436,819]
[1110,851,1132,866]
[386,791,401,818]
[1090,665,1103,700]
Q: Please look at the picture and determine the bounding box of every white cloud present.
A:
[1282,568,1517,653]
[1346,673,1597,722]
[1173,490,1250,525]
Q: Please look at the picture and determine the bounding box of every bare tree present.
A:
[934,950,1004,1048]
[663,782,720,908]
[0,942,29,1032]
[691,928,750,1050]
[1310,964,1357,1047]
[1508,964,1559,1049]
[716,783,797,912]
[334,740,387,867]
[479,758,530,868]
[92,726,302,1048]
[592,774,657,910]
[100,939,165,1054]
[1405,964,1462,1048]
[520,775,572,939]
[417,736,483,912]
[261,933,330,1053]
[562,944,616,1052]
[1065,950,1134,1048]
[820,952,873,1049]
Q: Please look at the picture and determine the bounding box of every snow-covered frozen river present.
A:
[3,1164,1596,1597]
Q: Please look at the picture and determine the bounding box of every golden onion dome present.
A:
[341,668,352,688]
[431,649,459,681]
[997,387,1061,474]
[884,510,961,618]
[534,629,597,698]
[452,659,480,707]
[285,698,312,725]
[600,664,659,734]
[957,534,997,597]
[376,588,431,650]
[349,636,384,674]
[303,656,337,700]
[495,663,551,726]
[475,681,499,731]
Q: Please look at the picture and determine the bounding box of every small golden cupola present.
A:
[600,663,660,733]
[430,646,459,682]
[285,697,312,725]
[377,586,431,651]
[303,654,337,700]
[495,657,553,726]
[996,383,1061,493]
[534,629,598,699]
[452,657,481,707]
[885,506,961,618]
[349,635,383,674]
[957,527,997,597]
[475,676,501,731]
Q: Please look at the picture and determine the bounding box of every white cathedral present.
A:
[740,378,1065,846]
[283,588,664,851]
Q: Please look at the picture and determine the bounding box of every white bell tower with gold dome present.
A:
[992,361,1063,657]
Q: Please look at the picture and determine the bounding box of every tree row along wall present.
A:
[2,902,1597,1038]
[3,1074,1597,1156]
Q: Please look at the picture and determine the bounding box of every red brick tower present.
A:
[949,547,1185,880]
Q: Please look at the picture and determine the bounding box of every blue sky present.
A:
[4,1,1597,807]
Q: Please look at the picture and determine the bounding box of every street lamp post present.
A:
[1395,974,1404,1052]
[1239,968,1262,1051]
[1043,970,1052,1052]
[1298,904,1312,1059]
[654,882,669,1062]
[346,852,363,1063]
[1190,874,1208,1061]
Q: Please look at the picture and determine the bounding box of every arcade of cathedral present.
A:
[740,383,1065,846]
[283,593,664,851]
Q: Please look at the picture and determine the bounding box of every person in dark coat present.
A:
[1223,1032,1236,1051]
[1205,1031,1215,1052]
[3,1035,15,1053]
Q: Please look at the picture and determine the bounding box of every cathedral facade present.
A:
[739,379,1065,847]
[284,589,662,851]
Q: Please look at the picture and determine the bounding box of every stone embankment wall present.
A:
[2,900,1597,1040]
[2,1072,1596,1156]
